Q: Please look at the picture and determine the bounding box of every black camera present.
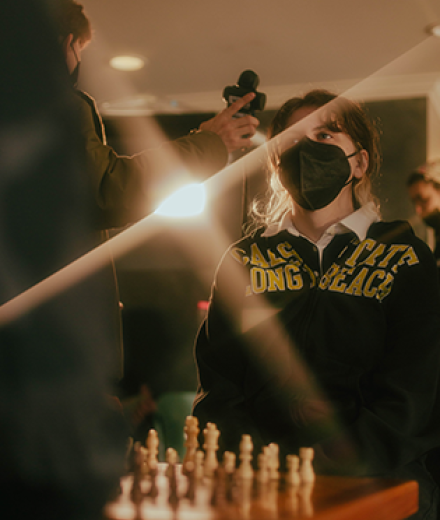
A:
[222,70,266,117]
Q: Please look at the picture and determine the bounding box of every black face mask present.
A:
[423,209,440,231]
[70,43,80,88]
[279,136,358,211]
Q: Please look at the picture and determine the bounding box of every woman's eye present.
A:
[317,131,332,140]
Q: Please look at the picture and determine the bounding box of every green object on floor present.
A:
[153,391,196,462]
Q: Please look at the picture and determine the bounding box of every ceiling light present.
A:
[109,55,146,71]
[426,22,440,37]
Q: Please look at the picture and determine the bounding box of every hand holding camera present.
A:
[199,91,260,153]
[223,69,266,117]
[199,70,265,153]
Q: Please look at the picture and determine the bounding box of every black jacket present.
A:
[75,91,229,230]
[194,220,440,489]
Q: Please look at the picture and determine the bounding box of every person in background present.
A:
[406,163,440,491]
[193,89,440,519]
[50,0,259,422]
[407,163,440,276]
[0,0,127,517]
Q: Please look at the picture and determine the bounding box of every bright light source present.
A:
[109,55,146,71]
[154,183,206,217]
[426,23,440,37]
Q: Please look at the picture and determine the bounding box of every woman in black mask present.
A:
[193,89,440,519]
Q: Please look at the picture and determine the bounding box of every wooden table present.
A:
[104,464,418,520]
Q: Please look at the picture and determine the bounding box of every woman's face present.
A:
[285,105,367,182]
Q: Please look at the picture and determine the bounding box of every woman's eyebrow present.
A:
[314,123,333,132]
[318,120,343,133]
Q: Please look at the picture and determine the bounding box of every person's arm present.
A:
[78,92,259,229]
[193,238,269,455]
[193,320,266,456]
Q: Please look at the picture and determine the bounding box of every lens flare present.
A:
[2,15,439,476]
[154,183,206,217]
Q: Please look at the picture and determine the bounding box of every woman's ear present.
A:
[353,149,369,179]
[62,34,74,58]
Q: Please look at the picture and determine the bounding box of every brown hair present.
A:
[50,0,92,45]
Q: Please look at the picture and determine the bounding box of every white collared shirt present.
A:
[262,202,380,262]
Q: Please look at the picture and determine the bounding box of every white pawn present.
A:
[286,454,301,486]
[166,447,178,464]
[256,450,269,483]
[238,434,253,479]
[203,422,220,478]
[139,445,149,476]
[133,442,145,476]
[146,429,159,472]
[195,449,205,480]
[223,451,236,474]
[183,416,199,474]
[299,447,315,485]
[267,443,279,480]
[165,447,178,477]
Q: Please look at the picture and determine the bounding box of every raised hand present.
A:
[199,92,260,153]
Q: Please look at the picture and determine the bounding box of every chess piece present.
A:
[238,474,252,517]
[146,429,159,473]
[256,450,269,484]
[223,452,236,502]
[183,415,199,475]
[184,462,196,503]
[195,450,205,481]
[139,446,149,476]
[211,466,226,506]
[147,466,159,500]
[132,443,144,478]
[203,422,220,478]
[167,460,179,510]
[237,434,253,479]
[223,451,236,474]
[130,478,143,507]
[299,447,315,485]
[165,447,178,478]
[267,443,280,481]
[130,443,144,505]
[286,454,301,486]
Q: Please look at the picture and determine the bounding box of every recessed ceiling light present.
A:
[109,55,146,71]
[426,22,440,37]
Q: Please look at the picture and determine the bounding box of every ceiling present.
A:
[79,0,440,117]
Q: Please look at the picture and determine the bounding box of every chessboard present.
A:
[103,418,418,520]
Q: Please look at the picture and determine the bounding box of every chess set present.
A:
[104,416,316,519]
[103,416,418,520]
